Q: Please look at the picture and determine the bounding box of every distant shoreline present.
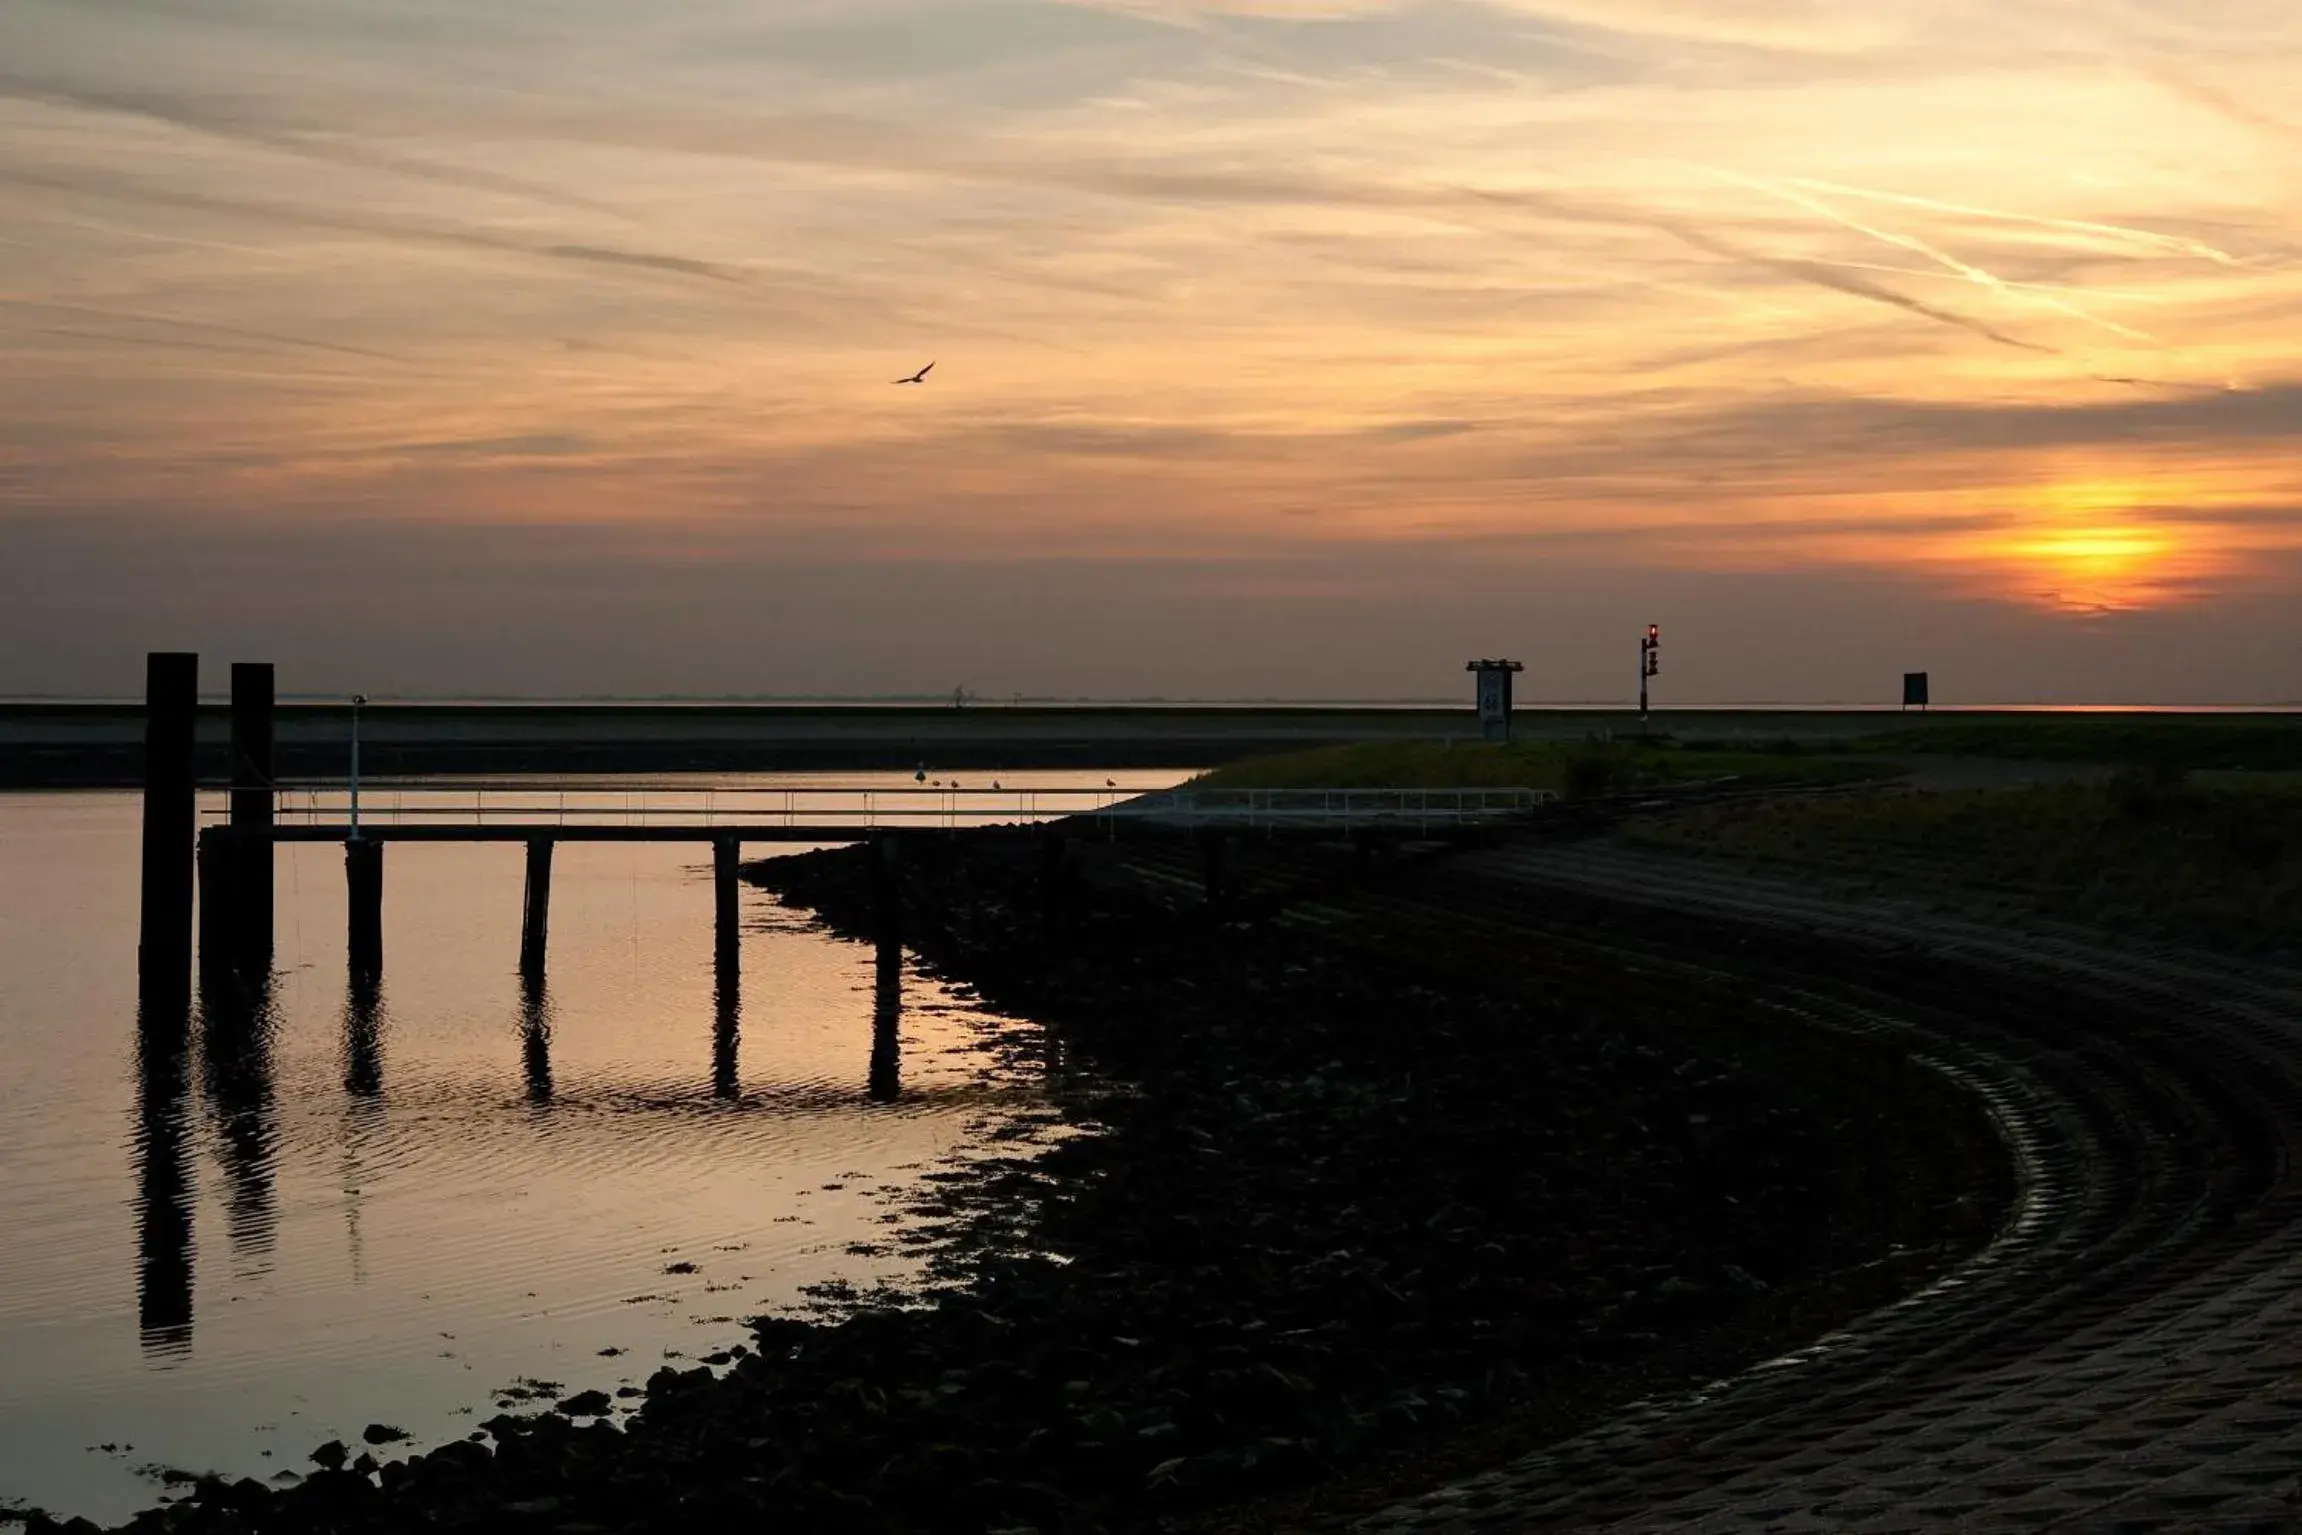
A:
[6,703,2301,787]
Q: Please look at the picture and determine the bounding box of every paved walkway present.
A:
[1350,841,2302,1533]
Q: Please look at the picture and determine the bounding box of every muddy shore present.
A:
[61,825,2007,1535]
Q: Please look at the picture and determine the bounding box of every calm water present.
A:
[0,773,1170,1522]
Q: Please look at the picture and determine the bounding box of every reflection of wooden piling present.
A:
[519,837,554,983]
[713,834,740,973]
[711,946,740,1101]
[196,828,234,1004]
[344,972,383,1097]
[134,1018,194,1357]
[346,839,383,986]
[139,651,199,1014]
[519,973,552,1104]
[228,662,275,985]
[868,936,901,1102]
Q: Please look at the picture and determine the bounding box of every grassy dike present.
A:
[1634,773,2302,955]
[1189,737,1895,797]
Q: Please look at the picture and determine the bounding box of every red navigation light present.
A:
[1645,624,1659,642]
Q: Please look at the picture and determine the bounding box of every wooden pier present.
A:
[133,653,1542,1005]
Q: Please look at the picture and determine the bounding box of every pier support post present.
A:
[519,838,554,983]
[1199,828,1230,911]
[713,833,741,974]
[346,839,383,987]
[870,833,904,934]
[1037,827,1069,933]
[139,651,199,1015]
[227,662,276,988]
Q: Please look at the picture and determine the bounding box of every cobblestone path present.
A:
[1348,841,2302,1534]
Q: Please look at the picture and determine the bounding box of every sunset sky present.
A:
[3,0,2299,701]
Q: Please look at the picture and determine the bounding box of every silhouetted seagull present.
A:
[893,361,934,385]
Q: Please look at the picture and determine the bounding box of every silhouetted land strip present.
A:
[68,818,2008,1535]
[12,702,2297,786]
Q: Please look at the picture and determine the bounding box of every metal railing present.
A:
[201,781,1553,834]
[1089,787,1552,830]
[207,781,1161,832]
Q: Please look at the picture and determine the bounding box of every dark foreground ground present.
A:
[52,825,2008,1535]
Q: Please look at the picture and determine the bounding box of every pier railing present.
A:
[1092,786,1551,829]
[199,781,1553,834]
[216,781,1160,833]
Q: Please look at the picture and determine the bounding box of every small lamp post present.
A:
[348,693,368,840]
[1639,625,1660,726]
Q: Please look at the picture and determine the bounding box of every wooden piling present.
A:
[1199,827,1229,910]
[228,662,275,986]
[870,832,904,934]
[346,839,384,986]
[1037,827,1070,931]
[713,833,740,973]
[138,651,199,1013]
[519,837,554,982]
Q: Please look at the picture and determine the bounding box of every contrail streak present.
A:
[1660,222,2056,353]
[1711,169,2161,344]
[1779,176,2240,266]
[0,296,404,361]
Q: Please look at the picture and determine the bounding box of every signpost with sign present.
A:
[1465,659,1524,743]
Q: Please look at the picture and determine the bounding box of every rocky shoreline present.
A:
[61,825,2008,1535]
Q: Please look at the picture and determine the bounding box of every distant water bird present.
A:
[915,765,927,783]
[1105,778,1116,788]
[893,361,935,385]
[991,780,1002,790]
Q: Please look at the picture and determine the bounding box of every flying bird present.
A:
[893,361,934,385]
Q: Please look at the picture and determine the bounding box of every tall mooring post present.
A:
[228,662,276,987]
[138,652,200,1015]
[519,837,554,984]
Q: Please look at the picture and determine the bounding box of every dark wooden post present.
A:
[1037,827,1069,933]
[519,838,554,983]
[1199,828,1229,910]
[228,662,275,986]
[870,833,904,934]
[713,833,741,974]
[139,651,199,1013]
[346,839,383,987]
